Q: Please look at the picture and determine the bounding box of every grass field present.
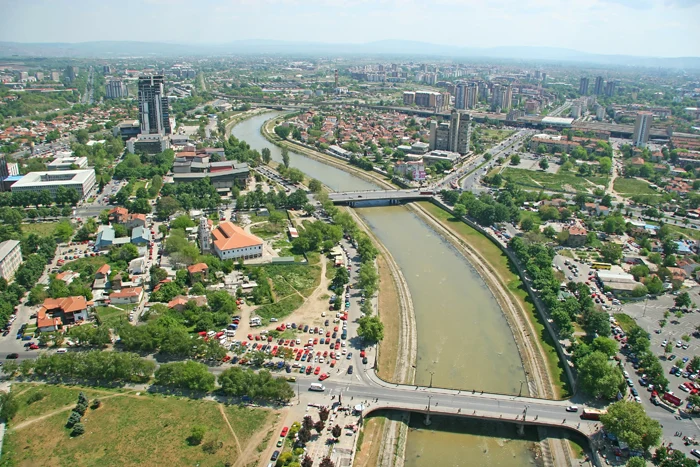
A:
[480,128,515,143]
[613,178,657,195]
[614,313,637,333]
[2,383,276,467]
[264,264,321,298]
[502,168,608,193]
[250,222,286,240]
[667,224,700,241]
[95,306,128,329]
[22,222,59,238]
[419,202,570,398]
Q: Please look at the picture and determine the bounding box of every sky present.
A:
[1,0,700,57]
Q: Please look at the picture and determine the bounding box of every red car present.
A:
[306,366,313,374]
[314,366,321,375]
[280,426,289,437]
[29,343,39,350]
[360,349,366,358]
[334,343,340,350]
[319,373,330,381]
[248,334,253,340]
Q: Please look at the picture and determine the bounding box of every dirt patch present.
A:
[353,416,385,467]
[376,254,400,382]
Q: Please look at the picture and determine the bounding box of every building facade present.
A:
[138,75,172,135]
[0,240,22,281]
[106,79,128,99]
[633,111,653,148]
[209,221,263,261]
[11,169,96,200]
[579,77,589,96]
[594,76,604,95]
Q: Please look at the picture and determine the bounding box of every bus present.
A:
[580,408,607,420]
[591,262,612,270]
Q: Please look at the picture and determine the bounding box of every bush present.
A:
[26,391,46,405]
[188,425,206,446]
[202,439,222,454]
[74,402,88,416]
[91,399,102,410]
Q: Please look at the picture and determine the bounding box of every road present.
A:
[550,100,572,118]
[445,128,534,192]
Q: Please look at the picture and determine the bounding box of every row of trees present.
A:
[113,150,175,180]
[23,351,155,384]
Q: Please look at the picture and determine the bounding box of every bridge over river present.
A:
[328,189,435,205]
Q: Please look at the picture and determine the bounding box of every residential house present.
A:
[37,296,91,332]
[667,267,688,282]
[130,226,151,245]
[566,225,588,247]
[676,241,694,256]
[93,264,111,289]
[167,295,208,311]
[129,257,147,275]
[109,286,143,304]
[187,263,209,280]
[55,270,80,285]
[108,207,129,224]
[126,213,147,230]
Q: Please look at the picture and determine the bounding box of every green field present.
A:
[613,178,658,195]
[95,306,128,329]
[250,222,286,239]
[613,313,637,333]
[481,128,516,143]
[264,263,321,298]
[22,222,60,238]
[419,202,571,398]
[2,383,276,467]
[502,168,609,193]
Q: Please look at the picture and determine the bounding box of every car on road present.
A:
[691,449,700,459]
[347,365,354,374]
[6,353,19,359]
[565,406,578,412]
[280,426,289,437]
[319,373,330,381]
[271,450,280,461]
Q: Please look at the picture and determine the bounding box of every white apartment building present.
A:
[0,240,22,281]
[11,169,96,200]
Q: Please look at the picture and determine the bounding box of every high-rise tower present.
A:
[138,75,171,135]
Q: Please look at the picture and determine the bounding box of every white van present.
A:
[56,348,68,354]
[225,329,236,338]
[309,383,326,392]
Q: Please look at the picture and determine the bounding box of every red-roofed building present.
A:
[187,263,209,279]
[95,264,111,278]
[109,287,143,304]
[108,207,129,224]
[37,296,91,332]
[566,225,588,247]
[210,221,263,260]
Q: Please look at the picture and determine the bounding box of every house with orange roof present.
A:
[55,270,80,285]
[167,295,208,311]
[126,213,147,229]
[37,296,91,332]
[187,263,209,279]
[566,225,588,247]
[109,287,143,304]
[108,206,129,224]
[210,221,263,260]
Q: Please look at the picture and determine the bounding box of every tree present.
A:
[154,361,216,392]
[675,292,692,309]
[319,406,330,422]
[301,455,314,467]
[282,147,290,168]
[261,147,272,165]
[71,422,85,436]
[539,158,549,170]
[690,356,700,373]
[76,129,89,144]
[297,427,311,445]
[331,424,341,438]
[357,315,384,343]
[314,420,325,434]
[600,401,662,451]
[453,204,467,219]
[0,391,19,421]
[577,351,625,399]
[600,243,622,264]
[308,179,323,193]
[520,216,534,232]
[510,154,521,165]
[626,457,646,467]
[189,425,206,445]
[332,267,350,290]
[275,126,291,140]
[319,457,335,467]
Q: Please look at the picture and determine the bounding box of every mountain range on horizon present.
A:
[1,39,699,69]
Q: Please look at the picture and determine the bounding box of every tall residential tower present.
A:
[137,75,172,135]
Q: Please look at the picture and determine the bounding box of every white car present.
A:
[679,384,691,392]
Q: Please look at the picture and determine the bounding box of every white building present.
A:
[633,111,653,148]
[47,156,89,171]
[11,169,96,200]
[0,240,22,281]
[210,221,263,261]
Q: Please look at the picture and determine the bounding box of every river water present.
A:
[231,112,538,467]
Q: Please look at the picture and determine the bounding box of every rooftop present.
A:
[212,221,263,252]
[11,169,95,188]
[0,239,20,261]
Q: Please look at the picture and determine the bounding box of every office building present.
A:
[47,156,89,171]
[106,79,128,99]
[594,76,604,95]
[50,71,60,82]
[11,169,96,200]
[414,91,447,111]
[605,80,616,97]
[579,77,589,96]
[0,240,22,281]
[632,111,653,148]
[126,134,170,154]
[403,92,415,106]
[434,123,451,151]
[138,75,172,135]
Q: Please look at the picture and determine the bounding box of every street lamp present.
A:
[428,370,435,388]
[519,380,525,397]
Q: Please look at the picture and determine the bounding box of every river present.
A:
[231,112,538,467]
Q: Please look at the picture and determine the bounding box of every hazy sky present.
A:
[2,0,699,57]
